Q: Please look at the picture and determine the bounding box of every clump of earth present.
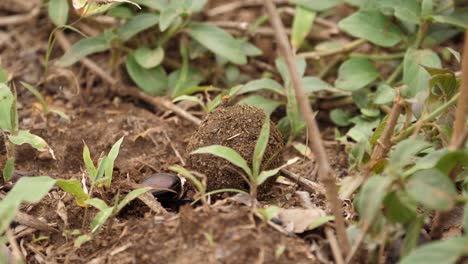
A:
[186,104,284,197]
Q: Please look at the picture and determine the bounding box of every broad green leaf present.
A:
[159,7,179,31]
[383,191,417,224]
[291,0,343,11]
[238,95,281,116]
[188,23,247,65]
[378,0,421,24]
[56,33,112,67]
[8,130,48,152]
[104,137,124,187]
[56,179,89,207]
[356,175,392,227]
[404,148,448,177]
[0,83,14,131]
[253,116,270,178]
[49,0,69,26]
[422,25,460,48]
[406,169,456,210]
[107,5,135,19]
[302,77,333,94]
[435,150,468,175]
[83,144,97,179]
[432,8,468,29]
[291,6,316,49]
[125,54,168,95]
[330,109,352,127]
[400,236,468,264]
[374,83,395,105]
[242,41,262,57]
[338,10,403,47]
[389,138,431,170]
[191,145,252,177]
[402,49,441,98]
[0,176,56,233]
[134,47,165,69]
[2,158,14,182]
[335,58,379,91]
[21,82,48,114]
[86,198,110,211]
[169,165,205,193]
[118,13,159,42]
[238,78,285,96]
[116,187,151,213]
[421,0,433,17]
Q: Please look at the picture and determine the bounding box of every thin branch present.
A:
[0,7,39,26]
[325,227,345,264]
[205,0,289,17]
[298,39,367,59]
[264,0,350,255]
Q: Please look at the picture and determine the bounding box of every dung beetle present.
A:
[140,173,184,201]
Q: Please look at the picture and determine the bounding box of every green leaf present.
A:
[374,83,395,105]
[86,199,113,233]
[0,83,14,131]
[173,95,207,112]
[291,6,316,49]
[0,176,56,234]
[421,0,433,17]
[330,109,352,127]
[400,236,468,264]
[116,187,151,213]
[275,57,306,84]
[21,82,48,114]
[168,67,204,97]
[335,58,379,91]
[406,168,456,210]
[188,23,247,65]
[389,138,431,170]
[74,234,92,248]
[49,0,69,26]
[291,0,343,11]
[191,145,252,177]
[83,144,97,179]
[435,150,468,175]
[378,0,421,24]
[383,191,417,224]
[432,8,468,29]
[338,10,403,47]
[402,48,441,98]
[159,6,179,31]
[308,216,335,230]
[117,13,159,42]
[237,78,285,96]
[94,156,108,184]
[302,77,333,94]
[2,158,14,182]
[107,5,135,19]
[238,95,281,116]
[256,205,280,222]
[8,130,48,152]
[257,158,299,185]
[0,65,8,83]
[132,0,165,10]
[356,175,392,227]
[56,34,112,67]
[104,137,124,187]
[125,54,168,95]
[401,214,427,257]
[134,47,165,69]
[253,116,270,178]
[55,179,89,207]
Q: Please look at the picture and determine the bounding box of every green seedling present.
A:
[0,84,50,182]
[190,116,298,198]
[20,82,70,121]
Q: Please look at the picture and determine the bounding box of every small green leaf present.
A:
[118,13,159,42]
[389,138,431,170]
[302,77,333,94]
[335,58,379,91]
[173,95,207,112]
[87,199,113,233]
[237,78,285,96]
[8,130,48,152]
[49,0,69,26]
[291,0,343,11]
[191,145,252,177]
[257,158,299,185]
[356,175,392,227]
[339,10,403,47]
[169,165,205,193]
[383,191,417,224]
[238,95,281,116]
[83,144,97,179]
[400,236,468,264]
[291,6,316,49]
[74,234,92,248]
[134,47,165,69]
[56,34,112,67]
[125,54,168,95]
[308,216,334,230]
[2,158,14,182]
[330,109,352,127]
[94,156,108,184]
[374,83,395,105]
[378,0,421,24]
[406,169,456,210]
[0,66,9,83]
[253,116,270,178]
[116,187,151,213]
[432,8,468,29]
[104,137,124,187]
[21,82,48,114]
[435,150,468,175]
[56,179,89,207]
[401,214,426,257]
[402,48,441,98]
[0,83,14,131]
[256,205,280,222]
[159,6,179,31]
[188,23,247,65]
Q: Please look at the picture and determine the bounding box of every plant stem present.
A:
[264,0,350,255]
[386,63,404,85]
[391,92,460,143]
[299,38,367,59]
[350,52,405,60]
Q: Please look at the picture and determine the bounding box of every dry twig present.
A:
[264,0,350,255]
[0,7,40,26]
